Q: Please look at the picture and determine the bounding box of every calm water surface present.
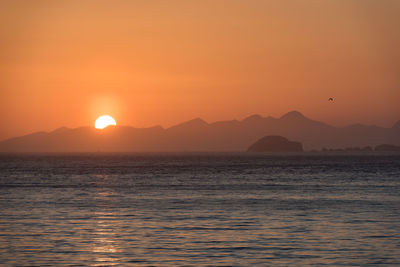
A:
[0,153,399,266]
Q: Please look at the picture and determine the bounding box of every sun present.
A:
[95,115,117,129]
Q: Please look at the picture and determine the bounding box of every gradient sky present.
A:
[1,0,399,140]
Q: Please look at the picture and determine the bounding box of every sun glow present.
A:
[95,115,117,129]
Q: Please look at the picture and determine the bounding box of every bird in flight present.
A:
[328,98,334,101]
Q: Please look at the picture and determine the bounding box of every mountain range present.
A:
[0,111,399,152]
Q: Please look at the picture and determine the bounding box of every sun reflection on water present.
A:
[91,187,120,266]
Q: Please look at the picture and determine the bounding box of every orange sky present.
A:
[1,0,399,140]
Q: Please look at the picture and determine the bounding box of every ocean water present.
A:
[0,153,399,266]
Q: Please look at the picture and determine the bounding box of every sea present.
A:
[0,153,399,266]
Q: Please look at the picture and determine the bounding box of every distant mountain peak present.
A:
[187,117,208,125]
[280,110,306,120]
[51,127,70,133]
[168,117,208,130]
[242,114,263,123]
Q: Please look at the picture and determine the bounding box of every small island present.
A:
[247,135,303,152]
[374,144,400,152]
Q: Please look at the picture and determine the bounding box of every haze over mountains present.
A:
[0,111,399,152]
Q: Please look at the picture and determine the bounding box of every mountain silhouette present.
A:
[280,110,307,120]
[0,111,399,152]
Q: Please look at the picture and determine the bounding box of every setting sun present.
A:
[95,115,117,129]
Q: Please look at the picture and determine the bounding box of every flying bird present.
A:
[328,98,334,101]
